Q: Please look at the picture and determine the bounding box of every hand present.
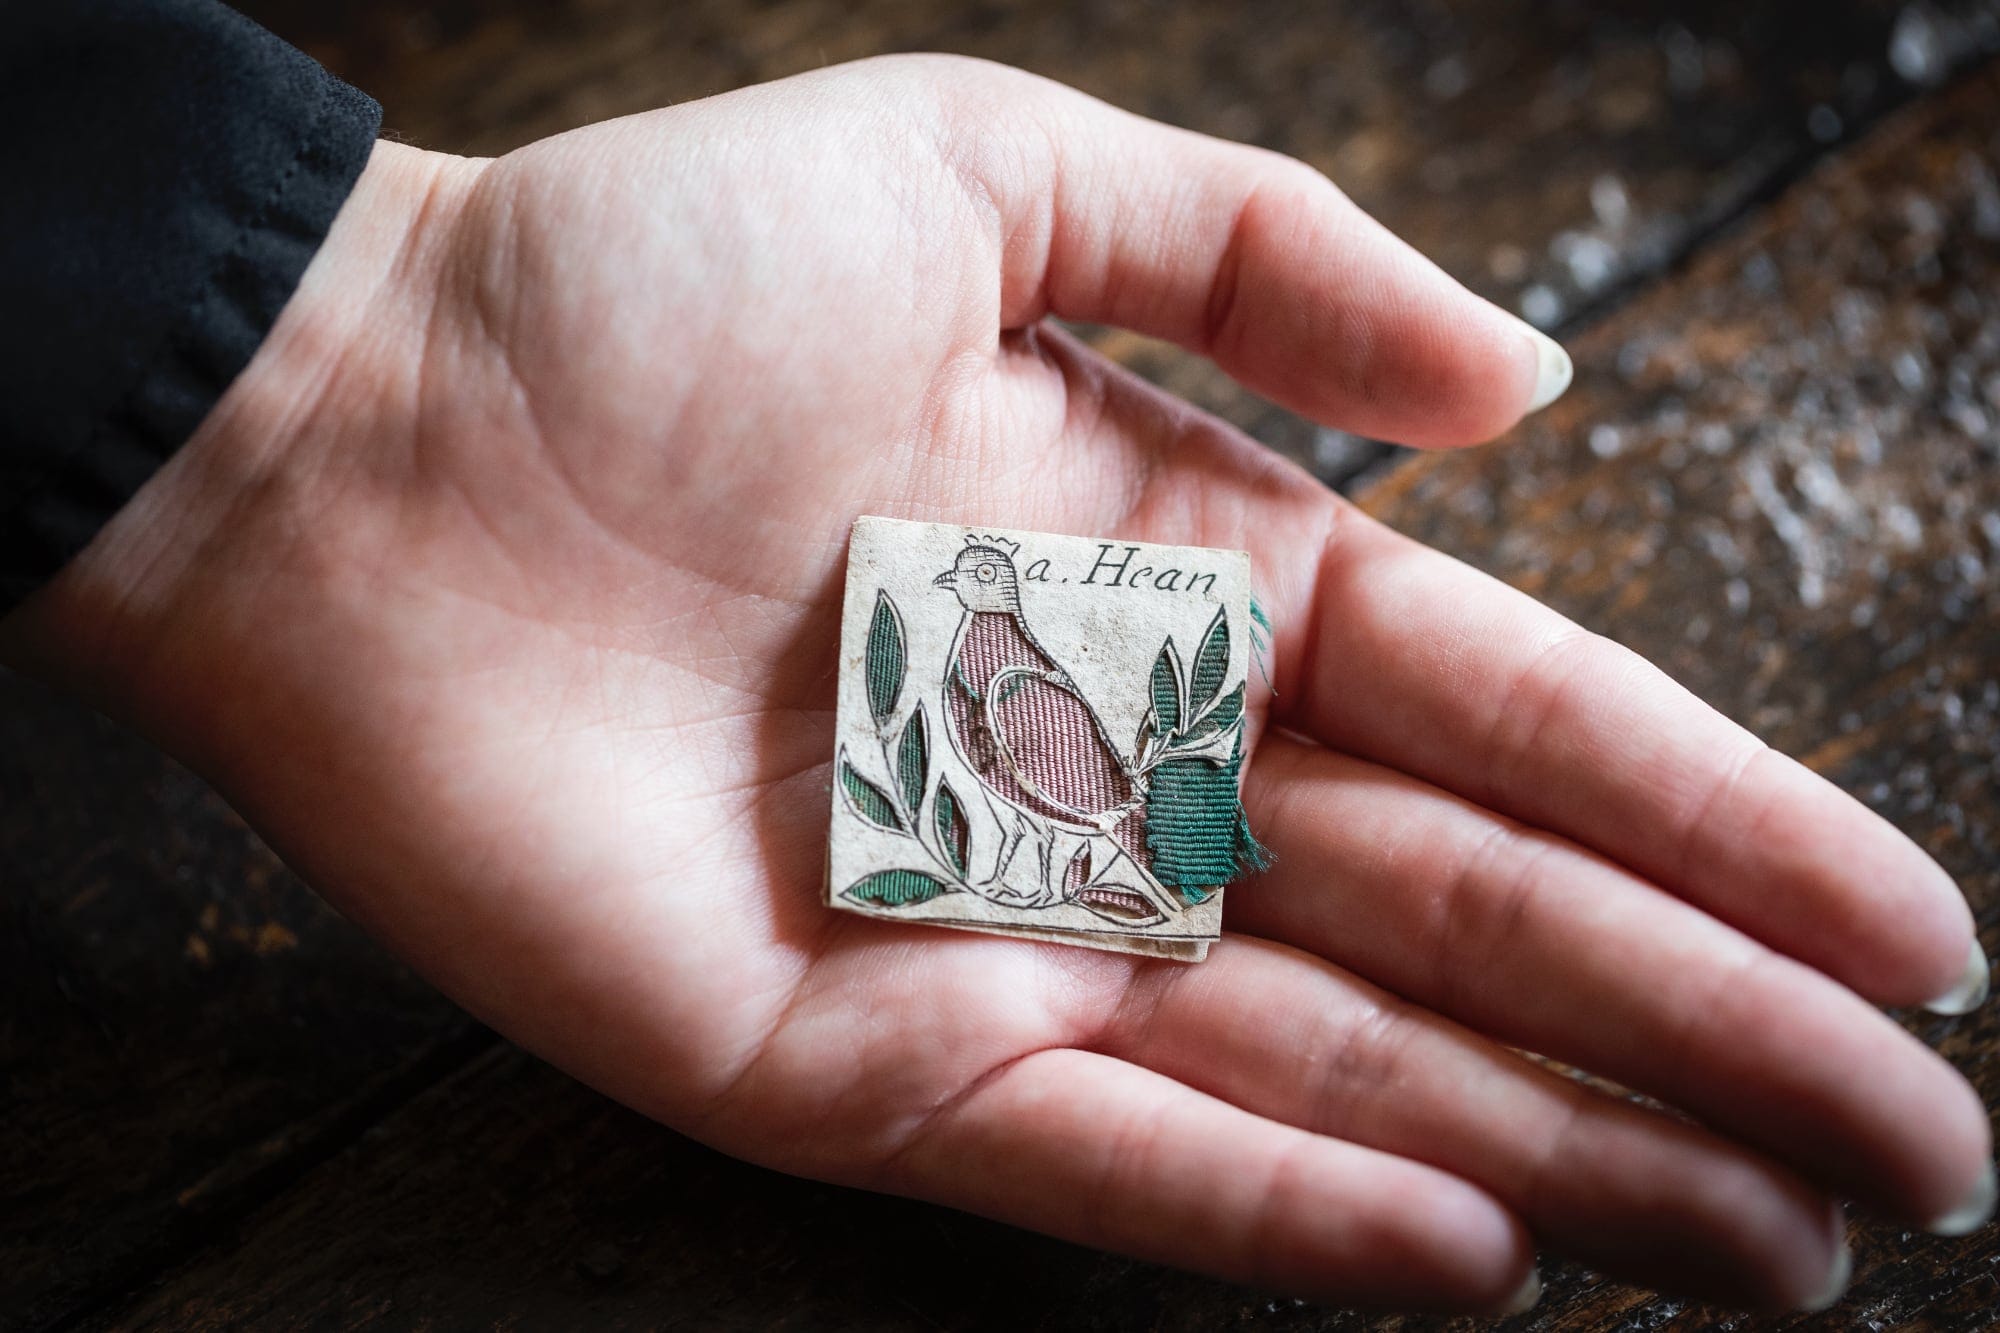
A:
[9,55,1988,1314]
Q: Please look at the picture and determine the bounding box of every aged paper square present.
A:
[826,516,1263,960]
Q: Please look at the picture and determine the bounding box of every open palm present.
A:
[20,55,1988,1314]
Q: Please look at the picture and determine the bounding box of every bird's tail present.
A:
[1140,733,1271,905]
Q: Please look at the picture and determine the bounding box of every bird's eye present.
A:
[976,565,997,583]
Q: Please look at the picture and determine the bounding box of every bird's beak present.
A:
[932,570,956,588]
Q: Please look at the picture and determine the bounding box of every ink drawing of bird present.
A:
[931,536,1168,922]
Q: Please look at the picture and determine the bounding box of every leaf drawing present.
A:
[1185,682,1244,741]
[1150,639,1185,735]
[896,710,928,813]
[1189,607,1229,710]
[934,779,969,876]
[838,751,904,832]
[845,600,978,895]
[1075,883,1166,927]
[865,590,905,723]
[843,869,952,908]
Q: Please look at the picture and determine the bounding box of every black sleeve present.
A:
[0,1,381,614]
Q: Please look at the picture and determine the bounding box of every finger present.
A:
[994,325,1974,1014]
[878,1047,1536,1313]
[1269,510,1979,1011]
[926,56,1567,447]
[1231,733,1992,1235]
[1096,936,1850,1310]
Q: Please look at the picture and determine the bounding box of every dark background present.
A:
[5,2,2000,1328]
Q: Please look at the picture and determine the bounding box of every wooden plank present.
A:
[0,677,487,1333]
[77,50,2000,1333]
[237,0,2000,484]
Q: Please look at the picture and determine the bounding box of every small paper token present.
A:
[826,517,1267,961]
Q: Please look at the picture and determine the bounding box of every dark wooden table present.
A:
[7,3,2000,1328]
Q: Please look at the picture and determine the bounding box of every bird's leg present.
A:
[1068,832,1188,926]
[984,813,1029,886]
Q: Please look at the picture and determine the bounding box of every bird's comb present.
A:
[965,533,1022,558]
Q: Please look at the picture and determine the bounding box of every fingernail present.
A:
[1927,1160,1997,1236]
[1801,1236,1852,1312]
[1924,938,1990,1016]
[1523,327,1573,413]
[1498,1267,1542,1315]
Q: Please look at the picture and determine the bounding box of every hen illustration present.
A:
[932,535,1178,922]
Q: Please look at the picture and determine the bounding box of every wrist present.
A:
[1,139,485,757]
